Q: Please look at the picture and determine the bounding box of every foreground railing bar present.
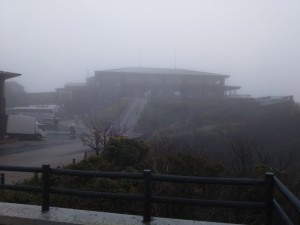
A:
[0,184,41,192]
[152,196,265,209]
[51,168,143,179]
[2,164,299,225]
[50,187,144,201]
[273,199,294,225]
[152,174,265,185]
[275,177,300,212]
[0,165,41,173]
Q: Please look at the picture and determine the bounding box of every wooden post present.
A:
[42,165,50,212]
[143,169,152,222]
[0,173,4,184]
[265,173,274,225]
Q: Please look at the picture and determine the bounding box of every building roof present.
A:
[0,71,21,80]
[97,67,230,78]
[64,83,87,87]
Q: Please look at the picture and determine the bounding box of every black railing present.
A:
[0,165,299,225]
[273,177,300,225]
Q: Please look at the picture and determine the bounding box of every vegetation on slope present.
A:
[1,134,289,224]
[135,98,258,133]
[2,97,300,224]
[137,98,300,181]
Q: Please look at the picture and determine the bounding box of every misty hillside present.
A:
[134,98,300,167]
[135,98,258,133]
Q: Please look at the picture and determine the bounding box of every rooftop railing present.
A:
[0,165,299,225]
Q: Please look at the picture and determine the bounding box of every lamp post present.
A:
[0,71,21,140]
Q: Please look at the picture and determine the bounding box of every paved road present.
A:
[0,140,90,184]
[0,113,145,183]
[0,119,91,184]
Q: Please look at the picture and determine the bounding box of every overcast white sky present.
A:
[1,0,300,101]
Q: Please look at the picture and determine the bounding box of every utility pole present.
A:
[138,49,141,69]
[174,49,177,69]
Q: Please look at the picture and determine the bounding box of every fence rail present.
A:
[0,165,299,225]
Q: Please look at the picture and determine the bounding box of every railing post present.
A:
[0,173,4,184]
[265,172,274,225]
[143,169,152,222]
[42,164,50,212]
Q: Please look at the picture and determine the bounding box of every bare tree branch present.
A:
[80,118,129,155]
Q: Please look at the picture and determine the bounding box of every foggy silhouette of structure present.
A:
[5,68,242,115]
[56,83,98,114]
[88,67,240,106]
[0,71,21,140]
[5,81,28,107]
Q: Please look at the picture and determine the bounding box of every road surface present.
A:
[0,140,90,184]
[0,119,91,184]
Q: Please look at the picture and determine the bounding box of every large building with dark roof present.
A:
[88,67,240,105]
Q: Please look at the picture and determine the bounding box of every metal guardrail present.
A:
[273,177,300,225]
[0,165,299,224]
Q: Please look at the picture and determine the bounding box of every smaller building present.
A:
[27,92,57,105]
[56,83,98,115]
[4,81,28,107]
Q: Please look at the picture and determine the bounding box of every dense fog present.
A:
[1,0,300,101]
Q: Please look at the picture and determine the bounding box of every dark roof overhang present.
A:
[0,71,21,80]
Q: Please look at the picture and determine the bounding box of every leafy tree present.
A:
[103,136,150,170]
